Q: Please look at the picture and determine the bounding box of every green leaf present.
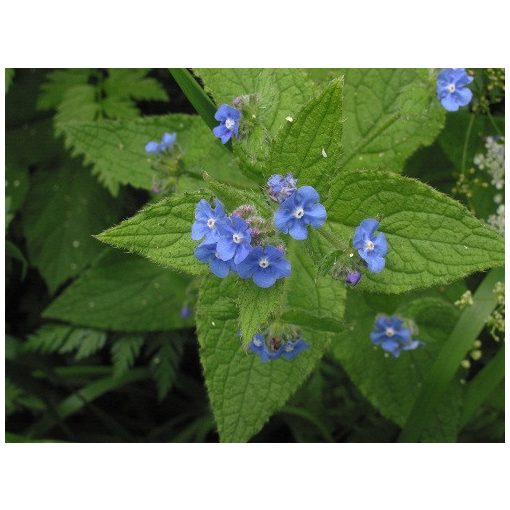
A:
[324,169,505,293]
[60,114,249,195]
[268,78,343,195]
[150,334,184,400]
[37,69,91,110]
[460,345,505,429]
[399,268,504,442]
[97,191,208,276]
[103,68,168,102]
[237,279,285,345]
[333,69,445,172]
[44,250,193,332]
[55,84,101,126]
[194,68,315,178]
[111,335,145,378]
[22,161,121,293]
[196,245,345,442]
[332,292,463,440]
[25,324,107,361]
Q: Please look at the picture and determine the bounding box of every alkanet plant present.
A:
[7,68,504,444]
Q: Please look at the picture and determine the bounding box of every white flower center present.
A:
[385,327,395,337]
[232,233,242,244]
[365,239,375,251]
[207,218,215,229]
[225,118,235,130]
[253,338,262,347]
[293,207,305,219]
[447,83,456,93]
[258,257,270,268]
[284,344,294,352]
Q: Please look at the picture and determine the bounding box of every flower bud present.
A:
[345,271,362,286]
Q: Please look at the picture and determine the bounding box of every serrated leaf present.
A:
[323,169,504,293]
[150,334,183,400]
[55,84,101,127]
[97,191,207,276]
[237,279,285,345]
[37,69,92,110]
[196,245,345,442]
[332,293,463,441]
[22,161,121,293]
[44,250,193,332]
[111,335,145,378]
[195,68,315,178]
[336,68,445,172]
[72,330,107,360]
[60,114,249,195]
[268,78,343,194]
[25,324,73,353]
[104,68,168,102]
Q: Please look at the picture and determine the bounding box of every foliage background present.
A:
[5,68,505,443]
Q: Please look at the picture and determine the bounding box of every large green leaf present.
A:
[268,78,343,195]
[97,191,208,276]
[44,250,193,331]
[323,169,505,293]
[196,245,345,442]
[60,114,249,195]
[311,68,445,172]
[195,68,315,179]
[22,161,121,293]
[332,292,463,441]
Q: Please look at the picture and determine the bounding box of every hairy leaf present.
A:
[324,169,505,293]
[97,191,208,276]
[268,78,343,194]
[22,161,121,293]
[44,250,192,332]
[196,246,345,442]
[60,114,249,195]
[332,293,463,441]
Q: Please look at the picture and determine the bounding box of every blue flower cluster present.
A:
[213,104,241,144]
[436,68,473,112]
[270,175,327,240]
[370,315,423,358]
[248,333,310,362]
[353,219,388,273]
[192,198,291,287]
[145,132,177,154]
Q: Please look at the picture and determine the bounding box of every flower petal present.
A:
[367,254,385,273]
[374,232,388,257]
[216,238,236,261]
[289,221,308,240]
[253,269,277,288]
[210,257,230,278]
[306,203,327,228]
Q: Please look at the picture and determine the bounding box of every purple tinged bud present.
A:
[180,306,191,319]
[345,271,362,286]
[232,204,256,218]
[276,244,286,254]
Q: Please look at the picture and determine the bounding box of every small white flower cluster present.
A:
[473,136,505,190]
[488,203,505,234]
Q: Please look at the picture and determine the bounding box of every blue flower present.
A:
[216,215,252,264]
[145,132,177,154]
[191,199,226,243]
[352,219,387,273]
[194,242,236,278]
[236,245,291,288]
[212,104,241,144]
[370,315,423,358]
[248,333,279,362]
[180,306,191,319]
[280,338,310,360]
[274,186,327,240]
[345,270,362,286]
[436,68,474,112]
[267,173,298,203]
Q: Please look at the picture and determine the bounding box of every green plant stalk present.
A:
[169,68,218,131]
[460,345,505,428]
[399,268,504,442]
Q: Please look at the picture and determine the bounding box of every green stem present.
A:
[460,345,505,428]
[317,226,350,253]
[461,114,475,174]
[486,110,504,137]
[398,268,504,442]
